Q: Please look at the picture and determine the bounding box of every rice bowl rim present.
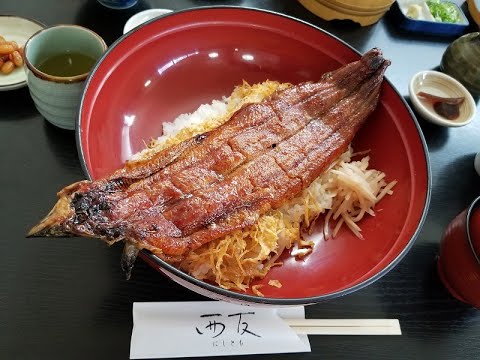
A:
[75,6,432,305]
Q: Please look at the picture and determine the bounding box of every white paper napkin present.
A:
[130,301,311,359]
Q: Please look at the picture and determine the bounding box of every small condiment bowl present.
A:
[409,70,476,127]
[123,9,173,34]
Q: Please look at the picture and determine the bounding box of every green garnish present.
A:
[426,0,461,23]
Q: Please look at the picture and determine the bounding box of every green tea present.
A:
[37,52,96,77]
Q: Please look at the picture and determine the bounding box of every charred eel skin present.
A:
[28,49,390,264]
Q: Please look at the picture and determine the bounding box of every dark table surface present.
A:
[1,1,480,359]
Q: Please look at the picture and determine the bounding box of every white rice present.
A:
[160,98,230,142]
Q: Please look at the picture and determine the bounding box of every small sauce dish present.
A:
[123,9,173,34]
[409,70,476,127]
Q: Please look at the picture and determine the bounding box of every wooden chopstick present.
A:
[284,319,401,335]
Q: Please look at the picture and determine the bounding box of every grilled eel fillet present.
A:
[28,49,390,271]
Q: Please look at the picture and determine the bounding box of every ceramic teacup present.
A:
[24,25,107,130]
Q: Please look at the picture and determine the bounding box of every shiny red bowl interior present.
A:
[78,7,430,305]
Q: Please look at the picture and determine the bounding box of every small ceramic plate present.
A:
[123,9,173,34]
[409,70,476,127]
[0,15,45,91]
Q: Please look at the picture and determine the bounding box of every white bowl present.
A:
[409,70,476,127]
[123,9,173,34]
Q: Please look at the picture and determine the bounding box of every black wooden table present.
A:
[1,1,479,359]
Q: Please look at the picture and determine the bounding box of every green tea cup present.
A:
[24,25,107,130]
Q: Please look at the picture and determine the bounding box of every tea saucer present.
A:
[0,15,45,91]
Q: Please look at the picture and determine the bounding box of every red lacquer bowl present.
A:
[77,7,431,305]
[437,196,480,308]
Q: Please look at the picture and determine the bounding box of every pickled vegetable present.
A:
[417,91,465,120]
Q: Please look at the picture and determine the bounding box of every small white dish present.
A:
[409,70,476,127]
[0,15,45,91]
[123,9,173,34]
